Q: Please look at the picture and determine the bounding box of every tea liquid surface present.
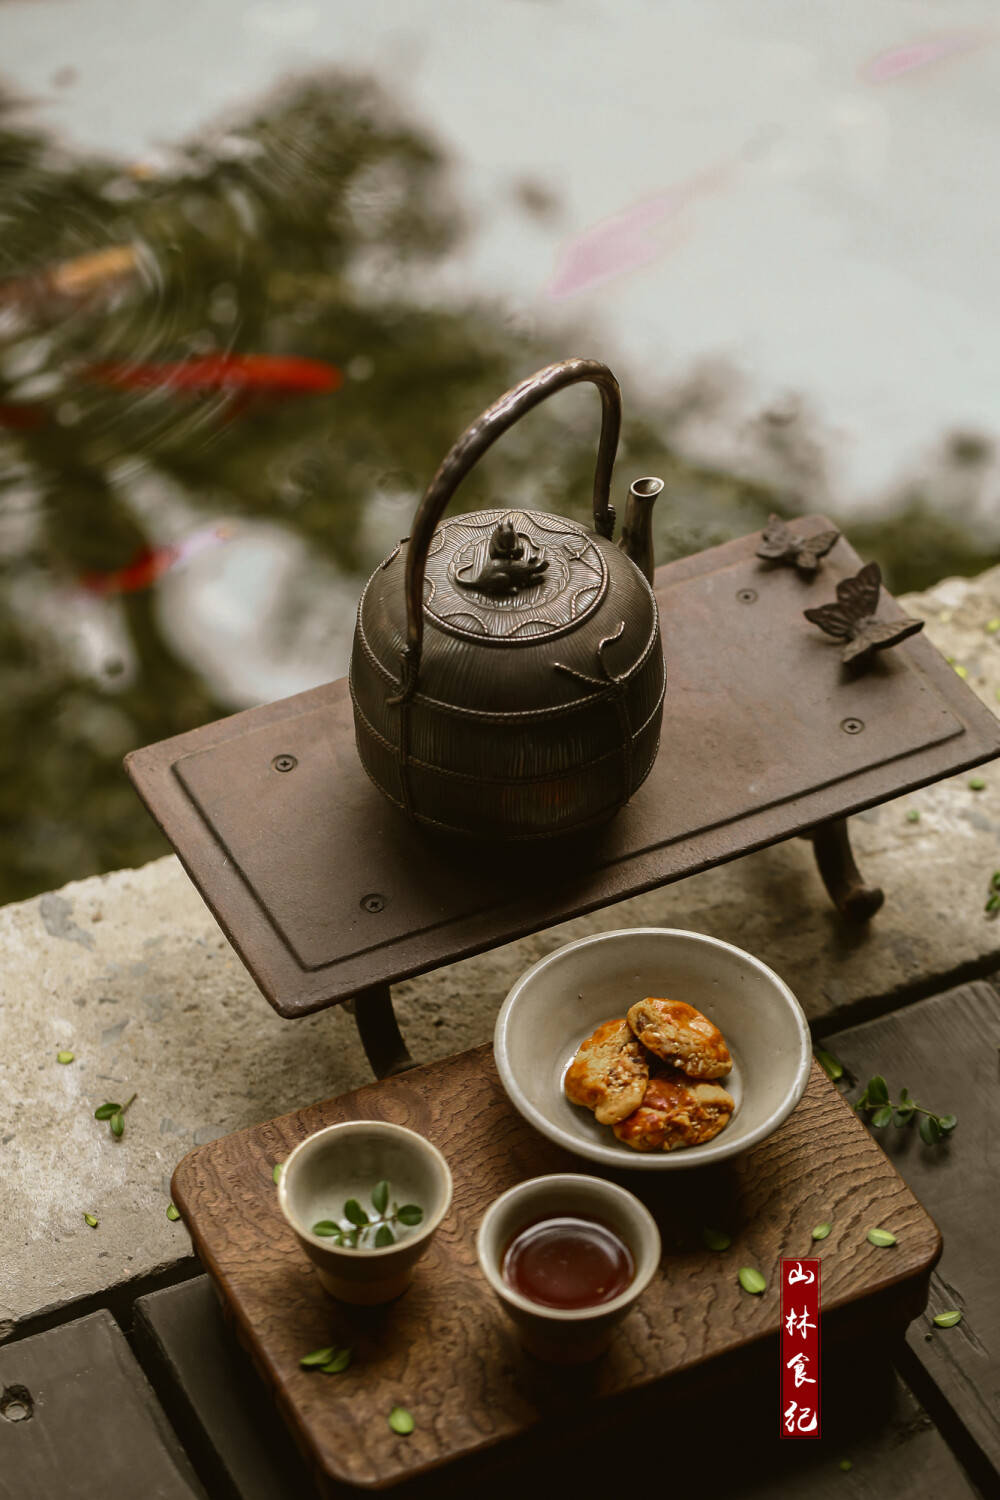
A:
[501,1214,634,1309]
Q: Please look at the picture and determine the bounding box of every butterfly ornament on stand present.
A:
[803,561,924,666]
[756,514,840,574]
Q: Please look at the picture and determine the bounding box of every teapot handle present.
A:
[395,357,622,699]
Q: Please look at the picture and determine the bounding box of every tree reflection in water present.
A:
[0,76,995,903]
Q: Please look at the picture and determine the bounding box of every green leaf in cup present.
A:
[310,1182,425,1249]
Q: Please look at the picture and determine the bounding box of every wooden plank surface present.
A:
[125,521,1000,1017]
[826,979,1000,1496]
[134,1279,319,1500]
[132,1277,981,1500]
[172,1052,942,1492]
[0,1310,206,1500]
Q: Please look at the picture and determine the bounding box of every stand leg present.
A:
[808,817,884,922]
[351,982,416,1079]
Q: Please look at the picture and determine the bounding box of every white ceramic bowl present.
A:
[278,1121,453,1303]
[494,927,811,1171]
[477,1174,661,1364]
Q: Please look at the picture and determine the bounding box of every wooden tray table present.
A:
[173,1049,942,1494]
[127,520,1000,1076]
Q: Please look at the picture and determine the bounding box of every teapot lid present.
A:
[422,507,609,645]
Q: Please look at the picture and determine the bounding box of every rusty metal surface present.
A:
[125,521,1000,1018]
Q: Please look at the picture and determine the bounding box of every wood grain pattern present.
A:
[173,1054,941,1492]
[826,979,1000,1494]
[133,1277,982,1500]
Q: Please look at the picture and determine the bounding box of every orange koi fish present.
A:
[863,32,988,83]
[84,353,343,398]
[81,523,233,595]
[0,244,141,329]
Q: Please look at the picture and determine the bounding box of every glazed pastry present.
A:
[564,1018,650,1125]
[613,1071,735,1152]
[626,997,732,1079]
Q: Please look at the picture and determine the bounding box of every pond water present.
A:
[2,0,1000,902]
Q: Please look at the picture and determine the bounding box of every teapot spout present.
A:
[618,476,663,586]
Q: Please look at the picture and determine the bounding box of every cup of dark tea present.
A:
[476,1174,660,1364]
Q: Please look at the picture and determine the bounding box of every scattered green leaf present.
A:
[985,893,1000,914]
[322,1348,352,1374]
[954,664,969,680]
[388,1406,415,1435]
[867,1228,897,1248]
[166,1203,181,1222]
[702,1227,731,1251]
[969,776,986,791]
[272,1163,283,1185]
[375,1225,395,1248]
[991,871,1000,891]
[986,618,1000,634]
[866,1075,889,1106]
[97,1092,136,1138]
[905,809,920,824]
[83,1213,98,1229]
[855,1078,954,1148]
[738,1267,766,1295]
[839,1458,853,1472]
[815,1049,843,1082]
[57,1051,75,1064]
[811,1222,832,1241]
[300,1346,339,1367]
[372,1180,390,1215]
[932,1310,962,1328]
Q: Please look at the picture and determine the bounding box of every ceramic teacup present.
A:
[477,1173,660,1364]
[278,1120,453,1304]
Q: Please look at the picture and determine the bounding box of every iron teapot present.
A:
[350,358,665,841]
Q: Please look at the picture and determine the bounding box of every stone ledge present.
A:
[3,566,1000,1332]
